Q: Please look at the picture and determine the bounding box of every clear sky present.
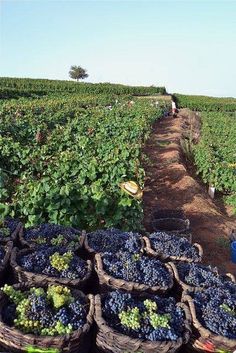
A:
[0,0,235,97]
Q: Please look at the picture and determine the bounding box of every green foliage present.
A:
[0,94,164,230]
[0,77,166,99]
[68,65,88,81]
[173,93,236,112]
[192,112,236,212]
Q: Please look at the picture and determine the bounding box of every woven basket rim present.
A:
[10,247,93,286]
[0,282,94,343]
[95,253,174,292]
[19,226,83,250]
[143,236,203,263]
[182,290,236,347]
[94,294,192,348]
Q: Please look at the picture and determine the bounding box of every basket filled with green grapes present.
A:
[0,283,94,353]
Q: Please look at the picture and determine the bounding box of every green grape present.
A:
[220,304,236,315]
[29,287,45,297]
[2,284,26,304]
[34,237,46,244]
[50,251,73,271]
[51,234,64,246]
[47,285,73,309]
[149,312,170,329]
[143,299,157,313]
[119,307,141,330]
[132,253,141,262]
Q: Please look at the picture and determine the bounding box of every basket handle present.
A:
[193,243,203,258]
[177,302,192,344]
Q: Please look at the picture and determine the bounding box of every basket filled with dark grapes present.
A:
[0,218,22,244]
[19,223,83,251]
[0,242,13,282]
[169,261,236,292]
[143,232,203,263]
[95,252,174,295]
[94,290,192,353]
[10,247,92,290]
[182,287,236,351]
[0,283,94,353]
[84,228,144,256]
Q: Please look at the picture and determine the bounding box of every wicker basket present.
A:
[151,209,187,221]
[83,233,145,257]
[10,247,93,290]
[0,222,22,244]
[182,290,236,352]
[0,242,13,283]
[169,262,236,293]
[94,253,174,295]
[94,294,192,353]
[19,227,84,251]
[151,218,190,235]
[143,236,203,263]
[0,282,94,353]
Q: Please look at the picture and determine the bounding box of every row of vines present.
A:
[175,93,236,212]
[174,93,236,112]
[0,77,166,99]
[193,111,236,211]
[0,92,165,230]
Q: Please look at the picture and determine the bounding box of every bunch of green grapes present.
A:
[49,251,73,271]
[119,307,141,330]
[50,234,64,246]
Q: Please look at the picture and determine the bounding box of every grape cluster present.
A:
[149,232,201,261]
[193,287,236,339]
[0,246,6,263]
[2,284,88,336]
[19,248,88,280]
[0,217,19,238]
[87,228,143,254]
[176,262,236,292]
[24,223,80,249]
[102,252,172,288]
[102,291,186,341]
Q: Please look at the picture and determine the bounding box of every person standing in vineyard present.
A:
[171,100,177,117]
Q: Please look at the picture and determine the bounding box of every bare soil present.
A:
[143,108,236,275]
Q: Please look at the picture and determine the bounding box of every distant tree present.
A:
[69,65,88,81]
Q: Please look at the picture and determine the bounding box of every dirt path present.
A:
[143,108,236,275]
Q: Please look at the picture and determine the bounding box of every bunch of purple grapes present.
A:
[87,228,143,254]
[193,287,236,339]
[149,232,201,261]
[102,251,172,288]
